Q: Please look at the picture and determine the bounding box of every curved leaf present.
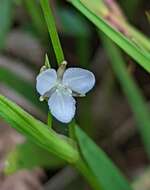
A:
[69,0,150,72]
[75,127,133,190]
[0,95,79,163]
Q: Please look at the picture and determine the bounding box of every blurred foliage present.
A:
[102,36,150,157]
[0,67,46,111]
[0,0,13,49]
[5,141,65,175]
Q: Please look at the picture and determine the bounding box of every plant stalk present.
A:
[40,0,65,64]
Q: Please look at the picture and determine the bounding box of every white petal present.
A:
[62,68,95,94]
[48,90,76,123]
[36,69,57,95]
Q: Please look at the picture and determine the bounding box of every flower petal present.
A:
[62,68,95,94]
[36,69,57,95]
[48,90,76,123]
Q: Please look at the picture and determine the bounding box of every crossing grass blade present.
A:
[69,0,150,72]
[0,95,79,163]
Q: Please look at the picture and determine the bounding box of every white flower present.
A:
[36,62,95,123]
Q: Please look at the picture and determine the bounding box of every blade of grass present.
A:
[0,95,79,162]
[0,95,101,190]
[75,126,133,190]
[69,0,150,72]
[80,0,150,53]
[40,0,64,64]
[101,35,150,156]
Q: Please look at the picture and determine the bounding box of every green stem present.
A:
[47,112,52,128]
[40,0,64,127]
[40,1,100,189]
[40,0,65,64]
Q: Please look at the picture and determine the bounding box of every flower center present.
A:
[56,81,72,95]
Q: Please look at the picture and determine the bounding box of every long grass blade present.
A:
[69,0,150,72]
[101,35,150,156]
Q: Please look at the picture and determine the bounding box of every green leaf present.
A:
[69,0,150,72]
[0,95,101,190]
[75,127,133,190]
[5,141,65,175]
[0,95,79,163]
[101,35,150,156]
[0,0,13,49]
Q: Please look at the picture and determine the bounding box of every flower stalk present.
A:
[40,0,64,64]
[39,0,99,189]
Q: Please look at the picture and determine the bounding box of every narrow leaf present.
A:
[69,0,150,72]
[75,127,133,190]
[40,0,64,64]
[0,95,79,163]
[101,36,150,156]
